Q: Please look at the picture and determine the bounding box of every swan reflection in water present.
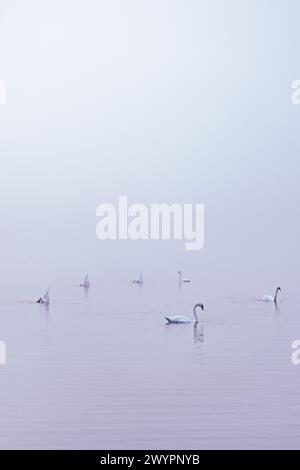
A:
[274,302,280,313]
[38,300,50,320]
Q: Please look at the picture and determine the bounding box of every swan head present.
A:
[277,287,281,292]
[178,270,182,274]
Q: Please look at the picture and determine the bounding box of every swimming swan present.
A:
[80,274,90,288]
[165,303,204,324]
[262,287,281,303]
[132,273,143,285]
[37,288,50,305]
[178,270,190,283]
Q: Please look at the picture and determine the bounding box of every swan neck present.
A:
[274,288,280,303]
[193,305,199,321]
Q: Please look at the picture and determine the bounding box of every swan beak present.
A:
[201,305,204,311]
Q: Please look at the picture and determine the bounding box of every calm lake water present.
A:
[0,279,299,450]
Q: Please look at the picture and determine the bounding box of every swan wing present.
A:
[262,295,273,302]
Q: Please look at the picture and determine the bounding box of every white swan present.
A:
[178,270,190,283]
[132,273,143,285]
[80,274,90,288]
[165,303,204,324]
[37,288,50,305]
[262,287,281,303]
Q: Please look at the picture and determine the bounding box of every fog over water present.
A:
[0,0,300,449]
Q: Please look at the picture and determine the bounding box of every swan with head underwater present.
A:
[164,302,204,324]
[178,270,190,283]
[262,287,281,304]
[80,274,90,288]
[37,288,50,305]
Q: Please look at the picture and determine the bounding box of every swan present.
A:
[132,273,143,285]
[37,288,50,305]
[80,274,90,288]
[262,287,281,303]
[165,303,204,324]
[178,270,190,283]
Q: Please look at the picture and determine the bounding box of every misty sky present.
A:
[0,0,299,293]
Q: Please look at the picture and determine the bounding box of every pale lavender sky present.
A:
[0,0,299,293]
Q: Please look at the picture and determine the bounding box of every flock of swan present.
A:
[35,272,282,325]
